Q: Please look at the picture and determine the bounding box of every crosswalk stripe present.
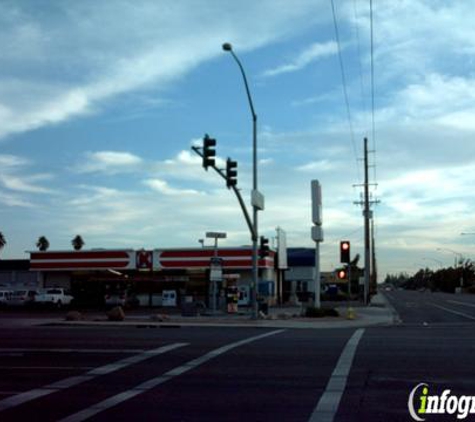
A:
[0,342,187,412]
[59,329,286,422]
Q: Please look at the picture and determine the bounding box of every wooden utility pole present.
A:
[364,138,371,305]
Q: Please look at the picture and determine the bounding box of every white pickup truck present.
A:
[35,288,74,307]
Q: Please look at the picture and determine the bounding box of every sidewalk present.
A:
[39,292,400,330]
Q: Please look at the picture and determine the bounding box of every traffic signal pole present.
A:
[191,146,254,238]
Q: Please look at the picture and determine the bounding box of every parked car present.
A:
[104,290,139,308]
[0,290,13,306]
[9,290,39,306]
[35,288,74,308]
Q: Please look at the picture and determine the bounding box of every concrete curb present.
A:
[43,309,396,330]
[372,292,402,324]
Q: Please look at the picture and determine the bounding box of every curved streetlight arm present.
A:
[223,44,257,122]
[223,43,258,200]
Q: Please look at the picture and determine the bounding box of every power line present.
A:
[370,0,377,183]
[352,0,369,138]
[330,0,361,183]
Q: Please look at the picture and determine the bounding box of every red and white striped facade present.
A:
[29,248,275,272]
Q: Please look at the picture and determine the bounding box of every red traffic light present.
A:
[340,240,350,263]
[337,269,347,280]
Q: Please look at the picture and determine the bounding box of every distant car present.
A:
[10,290,39,306]
[0,290,13,306]
[104,291,139,308]
[35,288,74,308]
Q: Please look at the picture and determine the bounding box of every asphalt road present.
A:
[1,290,475,422]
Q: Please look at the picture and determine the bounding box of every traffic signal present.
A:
[337,268,347,280]
[340,240,350,263]
[226,158,238,188]
[259,236,270,258]
[202,134,216,170]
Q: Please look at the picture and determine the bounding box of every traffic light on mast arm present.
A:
[259,236,270,258]
[340,240,350,263]
[226,158,238,188]
[202,134,216,170]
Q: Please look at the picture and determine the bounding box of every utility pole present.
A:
[371,217,377,295]
[364,138,371,305]
[353,138,379,304]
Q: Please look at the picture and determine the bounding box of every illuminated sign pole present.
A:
[311,180,323,309]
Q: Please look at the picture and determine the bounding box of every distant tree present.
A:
[71,235,85,251]
[36,236,50,251]
[0,231,6,257]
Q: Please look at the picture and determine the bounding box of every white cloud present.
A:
[143,178,202,196]
[0,154,30,168]
[262,41,337,77]
[0,191,34,208]
[0,0,322,140]
[0,174,54,194]
[0,154,55,202]
[78,151,143,174]
[296,160,336,172]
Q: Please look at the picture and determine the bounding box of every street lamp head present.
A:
[222,42,233,52]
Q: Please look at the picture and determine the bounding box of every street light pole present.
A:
[436,247,463,267]
[222,42,259,319]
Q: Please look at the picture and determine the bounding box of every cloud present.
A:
[296,160,337,172]
[0,154,55,203]
[68,186,120,206]
[0,191,34,208]
[0,174,54,194]
[261,41,337,77]
[77,151,143,174]
[0,0,322,140]
[0,154,30,168]
[143,178,203,196]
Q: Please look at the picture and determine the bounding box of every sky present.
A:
[1,0,475,279]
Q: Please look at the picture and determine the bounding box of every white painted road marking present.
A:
[0,342,187,412]
[59,329,286,422]
[308,328,365,422]
[447,300,475,308]
[431,303,475,320]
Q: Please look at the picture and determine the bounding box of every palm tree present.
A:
[72,235,85,251]
[36,236,50,251]
[0,231,6,257]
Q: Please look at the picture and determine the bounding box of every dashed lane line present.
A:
[431,303,475,321]
[0,342,187,412]
[308,328,365,422]
[59,329,286,422]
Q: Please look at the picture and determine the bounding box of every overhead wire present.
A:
[352,0,369,139]
[370,0,377,184]
[330,0,361,184]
